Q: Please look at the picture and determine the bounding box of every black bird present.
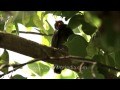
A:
[51,20,74,74]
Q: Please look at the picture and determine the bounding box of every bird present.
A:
[51,20,74,74]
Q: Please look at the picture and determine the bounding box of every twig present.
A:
[13,31,53,36]
[0,59,40,77]
[97,63,120,72]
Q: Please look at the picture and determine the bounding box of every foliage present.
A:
[0,11,120,79]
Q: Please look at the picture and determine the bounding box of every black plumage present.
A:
[51,21,74,74]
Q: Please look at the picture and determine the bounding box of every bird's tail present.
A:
[54,65,64,74]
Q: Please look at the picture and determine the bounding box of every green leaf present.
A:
[84,11,101,28]
[5,16,14,33]
[79,66,104,79]
[115,51,120,69]
[66,34,88,57]
[73,27,80,33]
[44,11,62,16]
[12,74,27,79]
[42,36,52,46]
[93,55,105,64]
[105,55,115,67]
[33,13,43,29]
[33,13,48,34]
[28,61,50,76]
[14,11,36,27]
[82,21,97,35]
[22,12,30,25]
[86,40,98,58]
[0,22,5,31]
[61,11,79,20]
[60,70,77,79]
[79,66,94,79]
[0,49,9,64]
[46,20,54,34]
[0,49,9,74]
[68,15,84,29]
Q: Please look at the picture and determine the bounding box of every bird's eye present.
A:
[58,22,61,27]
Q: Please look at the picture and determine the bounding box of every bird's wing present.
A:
[51,30,59,48]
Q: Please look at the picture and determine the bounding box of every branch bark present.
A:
[0,32,71,66]
[0,32,63,57]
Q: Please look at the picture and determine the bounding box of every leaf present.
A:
[28,61,50,76]
[105,55,115,67]
[84,11,101,27]
[61,11,79,20]
[79,66,104,79]
[5,16,14,33]
[115,51,120,69]
[52,11,62,16]
[0,49,9,64]
[5,22,14,33]
[68,15,84,29]
[86,40,98,58]
[46,20,54,34]
[33,13,48,34]
[0,22,5,31]
[14,11,36,27]
[78,66,93,79]
[73,27,80,33]
[42,36,52,46]
[33,13,44,29]
[12,74,27,79]
[44,11,62,16]
[82,21,97,35]
[0,49,9,74]
[22,12,30,25]
[66,34,88,57]
[60,70,77,79]
[93,55,105,64]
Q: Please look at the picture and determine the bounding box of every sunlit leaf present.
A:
[60,69,77,79]
[46,20,54,34]
[42,36,52,46]
[0,49,9,74]
[33,13,48,34]
[84,11,101,28]
[28,61,50,76]
[22,12,30,25]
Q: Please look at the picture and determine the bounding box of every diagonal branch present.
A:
[0,32,65,59]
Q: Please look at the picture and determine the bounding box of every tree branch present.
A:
[0,32,120,78]
[0,56,99,77]
[0,32,71,71]
[0,56,120,78]
[0,32,65,59]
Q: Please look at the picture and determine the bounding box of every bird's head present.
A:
[54,20,64,30]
